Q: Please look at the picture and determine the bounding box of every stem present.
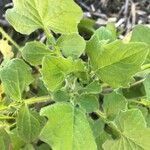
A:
[130,99,150,108]
[24,95,52,105]
[141,64,150,70]
[95,110,121,138]
[44,28,55,45]
[0,27,20,50]
[0,116,15,120]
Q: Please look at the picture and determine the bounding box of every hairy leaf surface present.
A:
[0,59,33,101]
[40,103,97,150]
[103,109,150,150]
[6,0,82,34]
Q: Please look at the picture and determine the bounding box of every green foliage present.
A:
[57,33,86,58]
[40,103,97,150]
[0,58,33,101]
[0,0,149,149]
[6,0,82,34]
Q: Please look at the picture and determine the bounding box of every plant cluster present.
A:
[0,0,150,150]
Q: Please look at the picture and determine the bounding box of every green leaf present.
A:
[78,18,95,38]
[143,74,150,100]
[22,144,34,150]
[6,0,83,34]
[52,89,70,102]
[41,56,85,92]
[10,129,25,150]
[21,41,52,65]
[86,27,116,69]
[0,129,12,150]
[80,81,102,94]
[57,33,86,58]
[131,25,150,62]
[17,104,44,143]
[103,91,127,120]
[87,40,149,87]
[103,109,150,150]
[40,103,97,150]
[0,58,33,101]
[78,94,99,113]
[89,118,110,150]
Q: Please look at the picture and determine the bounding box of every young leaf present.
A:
[103,109,150,150]
[17,104,45,143]
[6,0,83,34]
[103,91,127,120]
[80,80,102,94]
[21,41,52,65]
[41,56,85,92]
[0,59,33,101]
[87,40,149,87]
[40,103,97,150]
[52,89,70,102]
[78,94,99,113]
[41,56,73,92]
[57,33,86,58]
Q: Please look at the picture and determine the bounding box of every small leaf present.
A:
[57,33,86,58]
[52,89,70,102]
[17,104,44,143]
[21,41,52,65]
[103,91,127,120]
[0,58,33,101]
[41,56,85,92]
[81,81,102,94]
[40,103,97,150]
[78,94,99,113]
[103,109,150,150]
[6,0,83,34]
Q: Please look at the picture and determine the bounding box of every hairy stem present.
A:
[96,110,121,138]
[141,64,150,70]
[24,95,52,105]
[0,27,20,50]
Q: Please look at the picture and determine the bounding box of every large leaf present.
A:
[40,103,97,150]
[87,40,149,87]
[57,33,86,58]
[103,91,127,120]
[0,59,33,101]
[6,0,82,34]
[103,109,150,150]
[17,104,45,143]
[21,41,52,65]
[41,56,85,92]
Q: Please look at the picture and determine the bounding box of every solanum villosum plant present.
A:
[0,0,150,149]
